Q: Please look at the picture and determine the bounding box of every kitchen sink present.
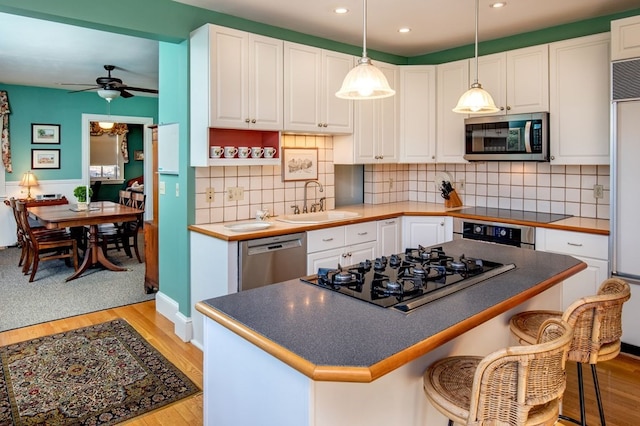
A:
[276,210,361,224]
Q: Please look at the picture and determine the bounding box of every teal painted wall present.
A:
[0,84,157,182]
[157,40,192,315]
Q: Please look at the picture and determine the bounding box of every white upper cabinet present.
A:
[477,44,549,115]
[436,59,469,163]
[549,33,610,165]
[398,65,437,163]
[284,42,354,134]
[189,24,283,166]
[334,61,399,164]
[611,15,640,60]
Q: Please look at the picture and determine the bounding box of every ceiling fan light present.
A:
[97,89,120,101]
[336,58,395,100]
[98,121,115,130]
[453,82,500,113]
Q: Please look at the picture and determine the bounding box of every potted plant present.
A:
[73,185,93,210]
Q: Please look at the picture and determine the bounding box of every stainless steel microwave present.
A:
[463,112,549,161]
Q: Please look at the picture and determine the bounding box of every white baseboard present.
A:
[155,291,195,344]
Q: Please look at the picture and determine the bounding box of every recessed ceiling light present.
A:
[398,28,411,33]
[490,2,507,7]
[334,7,349,14]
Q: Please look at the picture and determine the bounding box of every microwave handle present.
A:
[524,121,532,153]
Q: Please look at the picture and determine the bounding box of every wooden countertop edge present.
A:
[189,210,607,241]
[195,260,587,383]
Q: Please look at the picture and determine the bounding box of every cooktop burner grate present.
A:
[301,246,516,312]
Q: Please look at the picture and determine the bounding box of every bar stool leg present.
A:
[560,363,587,426]
[447,420,453,426]
[592,364,606,425]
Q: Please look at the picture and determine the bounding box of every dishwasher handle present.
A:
[247,239,302,255]
[244,232,306,256]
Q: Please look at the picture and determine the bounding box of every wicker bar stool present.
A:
[423,318,573,426]
[509,278,630,426]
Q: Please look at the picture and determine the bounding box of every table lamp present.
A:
[19,170,38,200]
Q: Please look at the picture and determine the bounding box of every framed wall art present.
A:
[134,150,144,161]
[32,123,60,144]
[32,149,61,169]
[282,147,318,182]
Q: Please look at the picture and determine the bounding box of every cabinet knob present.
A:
[245,118,250,123]
[550,156,555,160]
[317,123,323,127]
[506,106,511,111]
[500,106,505,111]
[341,253,348,258]
[323,123,328,128]
[251,119,256,123]
[440,222,444,226]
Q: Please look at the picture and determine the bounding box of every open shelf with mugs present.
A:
[208,128,281,166]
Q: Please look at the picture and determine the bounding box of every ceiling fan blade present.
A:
[121,86,159,94]
[68,86,100,94]
[120,90,134,98]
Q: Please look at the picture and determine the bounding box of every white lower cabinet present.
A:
[377,217,401,256]
[402,216,452,249]
[307,221,377,274]
[536,228,609,310]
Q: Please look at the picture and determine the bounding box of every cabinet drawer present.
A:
[541,229,608,259]
[345,222,377,246]
[307,226,345,253]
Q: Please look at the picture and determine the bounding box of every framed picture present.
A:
[32,149,60,169]
[32,123,60,144]
[134,150,144,161]
[282,147,318,181]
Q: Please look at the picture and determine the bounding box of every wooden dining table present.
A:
[28,201,144,281]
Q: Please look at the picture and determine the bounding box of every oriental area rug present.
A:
[0,319,200,425]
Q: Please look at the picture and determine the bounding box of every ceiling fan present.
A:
[64,64,158,100]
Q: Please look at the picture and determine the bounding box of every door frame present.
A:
[81,113,154,221]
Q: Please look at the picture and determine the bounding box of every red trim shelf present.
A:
[208,128,280,164]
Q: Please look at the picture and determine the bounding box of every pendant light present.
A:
[335,0,395,100]
[453,0,499,114]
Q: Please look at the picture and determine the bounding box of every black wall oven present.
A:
[453,218,535,250]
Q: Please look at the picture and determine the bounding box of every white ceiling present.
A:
[0,0,638,94]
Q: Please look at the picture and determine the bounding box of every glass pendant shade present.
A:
[98,121,115,130]
[453,0,498,114]
[336,57,395,99]
[335,0,395,100]
[453,82,500,113]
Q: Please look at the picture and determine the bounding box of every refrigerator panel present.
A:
[613,101,640,278]
[621,278,640,346]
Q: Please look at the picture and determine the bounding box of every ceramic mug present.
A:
[264,147,277,158]
[238,146,251,158]
[251,147,264,158]
[224,146,238,158]
[210,146,223,158]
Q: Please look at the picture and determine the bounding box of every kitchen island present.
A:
[196,239,585,425]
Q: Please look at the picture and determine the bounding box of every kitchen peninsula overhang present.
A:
[196,239,586,383]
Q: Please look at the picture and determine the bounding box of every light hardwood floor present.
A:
[1,301,638,425]
[0,300,203,425]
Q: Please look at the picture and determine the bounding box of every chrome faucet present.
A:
[303,180,324,213]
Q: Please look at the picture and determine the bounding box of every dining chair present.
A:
[15,200,78,282]
[509,278,630,426]
[9,197,66,268]
[423,318,574,426]
[98,191,145,263]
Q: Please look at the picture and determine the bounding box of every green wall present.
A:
[157,40,192,315]
[0,84,157,182]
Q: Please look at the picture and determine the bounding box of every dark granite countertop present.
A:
[196,240,586,382]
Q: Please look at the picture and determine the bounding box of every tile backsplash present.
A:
[194,135,610,224]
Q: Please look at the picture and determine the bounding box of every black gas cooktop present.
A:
[301,246,515,312]
[456,207,572,224]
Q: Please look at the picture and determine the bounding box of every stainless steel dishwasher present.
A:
[239,232,307,291]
